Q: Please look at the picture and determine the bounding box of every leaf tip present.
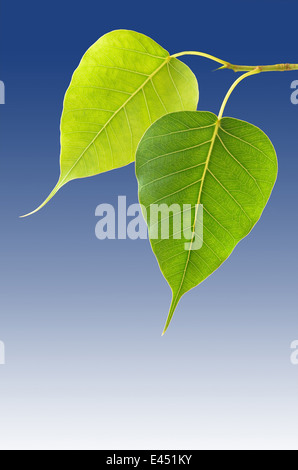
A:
[20,204,47,219]
[20,181,62,219]
[161,294,181,336]
[20,207,42,218]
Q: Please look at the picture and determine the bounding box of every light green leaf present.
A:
[136,111,278,334]
[23,30,198,216]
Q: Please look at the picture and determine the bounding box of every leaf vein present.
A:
[207,169,252,223]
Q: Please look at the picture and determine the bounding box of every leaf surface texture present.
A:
[136,111,278,333]
[25,30,198,215]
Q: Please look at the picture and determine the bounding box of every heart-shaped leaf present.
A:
[23,30,198,216]
[136,111,278,333]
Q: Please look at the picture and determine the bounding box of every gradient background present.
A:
[0,0,297,450]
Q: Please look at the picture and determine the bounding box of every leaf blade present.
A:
[136,111,278,333]
[23,30,198,216]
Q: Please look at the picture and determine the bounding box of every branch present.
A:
[223,63,298,72]
[171,51,298,73]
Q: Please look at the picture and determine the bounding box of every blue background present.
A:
[0,0,297,449]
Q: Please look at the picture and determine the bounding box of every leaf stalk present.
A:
[218,69,261,120]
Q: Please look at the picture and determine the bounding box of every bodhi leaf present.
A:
[23,30,198,216]
[136,111,278,334]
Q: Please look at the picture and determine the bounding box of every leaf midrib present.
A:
[172,119,219,304]
[59,55,171,188]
